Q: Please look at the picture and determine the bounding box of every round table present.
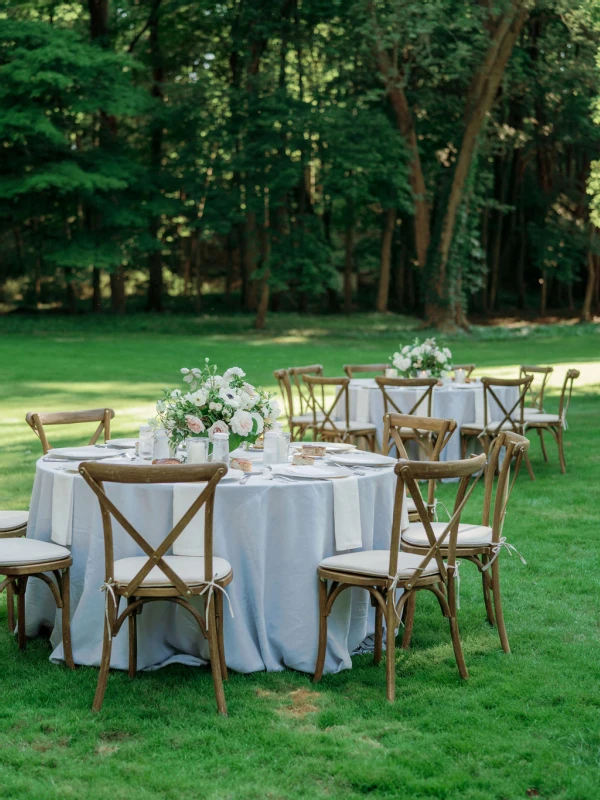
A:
[24,452,405,676]
[347,379,518,459]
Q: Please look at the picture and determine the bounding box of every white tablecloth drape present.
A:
[24,456,407,676]
[347,379,518,458]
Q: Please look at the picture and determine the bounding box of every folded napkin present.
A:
[354,387,371,423]
[172,483,207,557]
[332,476,362,551]
[51,470,76,546]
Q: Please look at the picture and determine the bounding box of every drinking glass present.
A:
[138,425,154,461]
[278,432,291,462]
[263,431,280,466]
[153,429,170,460]
[211,432,230,467]
[384,368,398,378]
[187,438,208,464]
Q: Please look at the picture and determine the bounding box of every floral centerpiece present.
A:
[155,361,280,452]
[391,337,452,379]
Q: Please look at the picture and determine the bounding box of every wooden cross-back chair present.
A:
[286,364,325,441]
[460,376,535,479]
[302,375,377,451]
[80,461,231,715]
[451,364,476,378]
[0,510,29,632]
[26,408,115,455]
[382,413,457,522]
[375,376,438,456]
[519,365,553,417]
[523,368,580,474]
[402,431,529,654]
[313,453,487,701]
[343,363,389,379]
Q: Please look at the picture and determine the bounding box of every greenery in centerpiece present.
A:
[391,337,452,379]
[155,361,279,451]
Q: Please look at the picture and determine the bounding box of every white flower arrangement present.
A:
[391,337,452,379]
[155,360,280,451]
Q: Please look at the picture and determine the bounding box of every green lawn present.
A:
[1,315,599,800]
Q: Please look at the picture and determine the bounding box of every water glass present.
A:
[263,431,280,466]
[138,425,154,461]
[278,432,291,462]
[153,429,170,461]
[385,368,398,378]
[211,432,230,468]
[187,437,208,464]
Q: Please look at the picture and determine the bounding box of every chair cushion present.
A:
[0,510,29,532]
[0,538,70,567]
[292,413,325,424]
[407,496,417,512]
[525,413,561,425]
[113,555,232,588]
[319,550,439,579]
[402,522,493,548]
[523,408,542,418]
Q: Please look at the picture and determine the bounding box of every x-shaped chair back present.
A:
[480,431,529,537]
[375,377,437,417]
[80,462,227,599]
[26,408,115,455]
[519,365,553,411]
[302,375,350,436]
[288,364,324,417]
[480,376,532,435]
[273,370,294,428]
[558,369,580,424]
[391,454,486,612]
[343,363,388,379]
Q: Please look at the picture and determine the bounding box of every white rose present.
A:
[243,382,258,396]
[251,412,264,435]
[443,347,452,359]
[230,409,254,436]
[208,420,229,438]
[396,357,411,372]
[266,399,281,423]
[435,351,447,363]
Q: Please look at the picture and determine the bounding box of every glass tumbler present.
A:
[138,425,154,461]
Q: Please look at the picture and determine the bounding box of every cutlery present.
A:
[237,473,252,485]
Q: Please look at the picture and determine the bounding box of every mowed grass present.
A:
[0,314,599,800]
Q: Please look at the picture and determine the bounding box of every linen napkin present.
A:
[332,476,362,551]
[354,387,371,423]
[51,470,76,546]
[172,483,207,557]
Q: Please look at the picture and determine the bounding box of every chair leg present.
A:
[313,578,329,683]
[524,451,536,481]
[537,428,548,462]
[6,582,15,633]
[61,568,75,669]
[92,616,113,712]
[215,590,228,681]
[481,556,495,626]
[460,434,468,460]
[401,591,416,650]
[127,599,137,679]
[491,558,510,654]
[205,598,227,716]
[385,592,397,702]
[373,602,383,665]
[557,426,566,474]
[16,577,28,651]
[448,614,469,679]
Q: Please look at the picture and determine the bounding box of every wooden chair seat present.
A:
[319,549,440,580]
[0,510,29,534]
[113,555,232,590]
[0,538,70,567]
[402,522,493,549]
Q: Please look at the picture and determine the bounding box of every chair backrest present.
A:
[480,431,529,538]
[288,364,324,417]
[391,454,487,609]
[302,375,350,434]
[343,363,388,379]
[80,462,227,597]
[25,408,115,455]
[519,365,553,410]
[382,413,457,511]
[479,376,532,434]
[273,369,294,428]
[375,376,437,417]
[558,368,580,423]
[451,364,476,378]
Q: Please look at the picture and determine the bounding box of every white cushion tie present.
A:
[481,536,526,571]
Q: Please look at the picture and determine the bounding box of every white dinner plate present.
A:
[105,438,138,449]
[290,442,356,453]
[222,468,244,481]
[276,464,353,480]
[47,446,127,461]
[331,452,397,467]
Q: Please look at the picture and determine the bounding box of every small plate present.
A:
[290,442,356,453]
[276,464,353,480]
[105,438,138,449]
[331,452,397,467]
[48,446,126,461]
[222,468,244,481]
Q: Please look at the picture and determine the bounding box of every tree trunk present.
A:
[65,269,77,314]
[243,211,258,311]
[146,0,164,312]
[540,270,548,315]
[343,220,355,314]
[376,208,396,313]
[110,268,126,314]
[91,267,102,312]
[581,249,596,322]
